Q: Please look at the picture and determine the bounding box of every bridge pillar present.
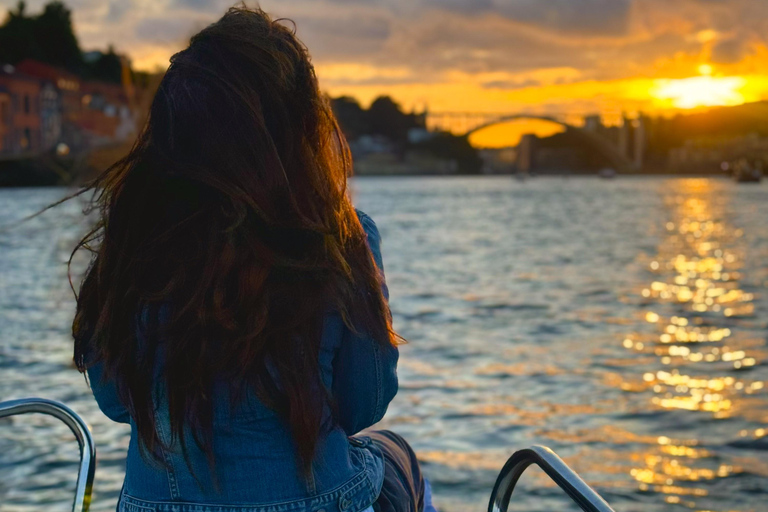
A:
[634,116,646,170]
[619,115,630,160]
[517,134,536,173]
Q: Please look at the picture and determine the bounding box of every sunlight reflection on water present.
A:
[612,179,767,509]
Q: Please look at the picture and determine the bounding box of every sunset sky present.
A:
[4,0,768,145]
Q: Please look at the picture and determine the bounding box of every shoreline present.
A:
[0,155,738,188]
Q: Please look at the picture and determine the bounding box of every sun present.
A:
[650,75,748,110]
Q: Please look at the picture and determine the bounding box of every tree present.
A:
[412,132,484,174]
[0,0,137,82]
[32,1,82,70]
[0,1,82,70]
[330,96,370,140]
[0,2,38,65]
[368,96,410,144]
[86,46,123,83]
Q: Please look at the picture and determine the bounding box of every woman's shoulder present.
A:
[354,209,386,285]
[354,209,383,262]
[354,209,380,241]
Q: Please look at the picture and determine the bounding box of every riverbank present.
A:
[0,142,131,187]
[0,159,74,187]
[0,158,737,186]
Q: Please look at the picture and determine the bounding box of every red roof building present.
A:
[15,59,82,124]
[0,65,42,155]
[14,59,137,147]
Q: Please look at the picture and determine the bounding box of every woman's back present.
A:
[86,214,399,509]
[72,7,423,512]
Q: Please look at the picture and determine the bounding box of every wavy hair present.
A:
[72,6,397,478]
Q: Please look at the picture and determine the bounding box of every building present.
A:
[0,65,42,156]
[16,59,81,119]
[15,59,136,149]
[669,133,768,173]
[584,115,603,132]
[0,88,9,153]
[15,59,82,148]
[478,147,516,174]
[39,81,62,150]
[0,57,138,161]
[79,80,136,143]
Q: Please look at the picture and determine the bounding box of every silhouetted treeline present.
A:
[331,95,482,173]
[331,96,424,143]
[411,132,483,174]
[0,1,126,83]
[645,102,768,162]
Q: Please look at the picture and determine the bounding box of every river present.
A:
[1,176,766,512]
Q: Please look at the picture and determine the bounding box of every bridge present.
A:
[425,111,644,173]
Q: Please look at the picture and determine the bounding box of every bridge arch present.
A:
[463,114,569,138]
[437,114,637,173]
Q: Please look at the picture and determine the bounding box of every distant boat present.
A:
[732,159,763,183]
[599,168,616,179]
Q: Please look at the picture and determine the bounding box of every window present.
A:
[24,95,30,114]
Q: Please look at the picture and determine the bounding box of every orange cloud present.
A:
[36,0,768,118]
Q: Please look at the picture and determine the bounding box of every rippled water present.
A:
[1,177,767,512]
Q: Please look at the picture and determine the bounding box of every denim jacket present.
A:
[86,211,399,512]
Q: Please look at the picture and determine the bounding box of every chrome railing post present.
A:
[0,398,96,512]
[488,445,615,512]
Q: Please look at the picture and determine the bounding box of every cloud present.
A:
[421,0,495,15]
[105,1,129,23]
[5,0,767,111]
[711,37,748,64]
[134,17,200,45]
[171,0,233,13]
[493,0,632,36]
[318,0,631,36]
[293,13,391,58]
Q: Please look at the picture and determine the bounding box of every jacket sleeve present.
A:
[86,359,132,424]
[332,211,399,435]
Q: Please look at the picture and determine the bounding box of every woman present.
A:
[72,7,426,512]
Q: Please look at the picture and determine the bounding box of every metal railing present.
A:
[0,398,96,512]
[0,398,612,512]
[488,445,615,512]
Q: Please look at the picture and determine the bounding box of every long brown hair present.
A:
[72,6,397,477]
